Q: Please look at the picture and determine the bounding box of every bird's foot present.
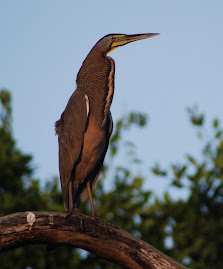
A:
[65,209,84,231]
[90,214,117,234]
[65,209,74,218]
[91,215,109,233]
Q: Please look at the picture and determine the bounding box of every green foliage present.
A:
[187,105,204,126]
[0,89,12,133]
[1,90,223,269]
[151,163,167,176]
[152,106,223,268]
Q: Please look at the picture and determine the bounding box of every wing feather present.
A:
[56,89,89,211]
[79,111,113,202]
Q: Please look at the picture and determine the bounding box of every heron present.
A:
[56,33,159,217]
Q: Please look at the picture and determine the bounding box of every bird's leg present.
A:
[65,181,85,231]
[87,181,112,233]
[87,181,97,216]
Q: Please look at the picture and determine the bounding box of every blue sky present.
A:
[1,1,223,197]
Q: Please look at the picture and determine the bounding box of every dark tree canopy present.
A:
[0,90,223,269]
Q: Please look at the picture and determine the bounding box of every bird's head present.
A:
[95,33,159,55]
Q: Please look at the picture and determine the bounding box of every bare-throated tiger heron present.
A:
[56,33,159,217]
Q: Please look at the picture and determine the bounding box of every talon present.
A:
[65,209,73,218]
[90,215,112,235]
[103,222,109,234]
[80,215,84,231]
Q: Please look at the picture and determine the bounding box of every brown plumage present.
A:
[56,33,159,216]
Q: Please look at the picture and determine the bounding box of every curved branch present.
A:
[0,211,187,269]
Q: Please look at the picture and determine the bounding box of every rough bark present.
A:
[0,211,187,269]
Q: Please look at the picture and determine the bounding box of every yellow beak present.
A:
[108,33,159,54]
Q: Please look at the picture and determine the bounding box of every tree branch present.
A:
[0,211,187,269]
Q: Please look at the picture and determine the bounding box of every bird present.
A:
[55,33,159,218]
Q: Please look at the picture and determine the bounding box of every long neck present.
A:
[76,51,115,126]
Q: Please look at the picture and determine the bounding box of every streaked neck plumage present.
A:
[76,48,115,127]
